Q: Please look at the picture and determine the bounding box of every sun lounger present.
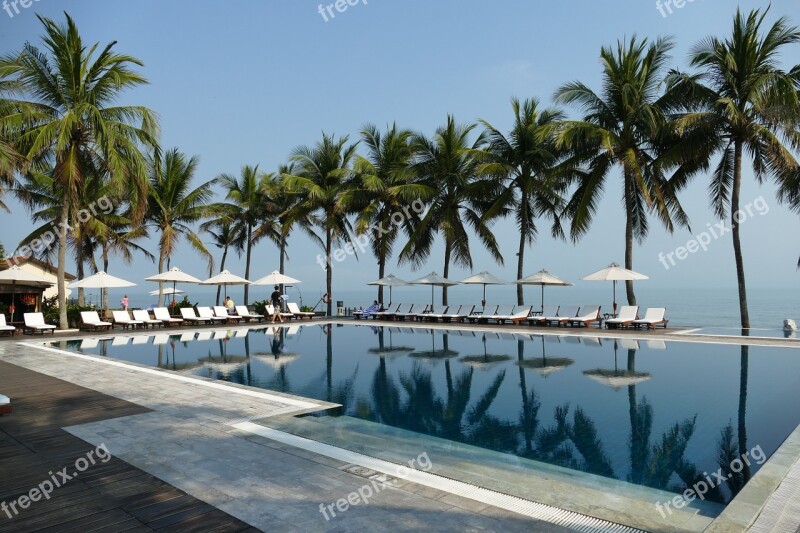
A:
[543,306,579,327]
[214,306,241,323]
[383,303,410,321]
[468,305,498,324]
[372,303,400,320]
[80,338,100,349]
[396,304,424,321]
[112,311,144,330]
[235,306,264,322]
[354,303,381,319]
[132,310,164,329]
[440,305,473,323]
[417,305,447,322]
[287,302,314,320]
[484,305,515,324]
[23,313,56,335]
[179,307,205,324]
[0,394,11,416]
[198,307,228,324]
[494,306,532,325]
[527,305,559,326]
[79,311,112,332]
[0,315,17,336]
[266,305,294,320]
[154,307,183,326]
[604,306,639,329]
[568,305,602,328]
[632,308,669,329]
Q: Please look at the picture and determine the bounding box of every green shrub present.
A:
[251,299,269,316]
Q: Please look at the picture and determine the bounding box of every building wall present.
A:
[14,262,72,299]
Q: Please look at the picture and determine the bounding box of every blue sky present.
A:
[1,0,798,299]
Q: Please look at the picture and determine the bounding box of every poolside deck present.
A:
[0,360,253,532]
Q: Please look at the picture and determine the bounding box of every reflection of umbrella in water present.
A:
[409,331,459,361]
[459,333,511,369]
[583,339,651,389]
[367,327,415,356]
[516,335,575,376]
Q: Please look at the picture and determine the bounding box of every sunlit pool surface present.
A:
[679,327,798,340]
[51,324,800,519]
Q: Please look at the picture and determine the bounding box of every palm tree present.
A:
[218,165,271,304]
[201,216,242,305]
[146,148,217,306]
[283,133,359,317]
[341,123,422,304]
[400,116,503,305]
[478,98,571,305]
[0,14,159,328]
[555,36,692,306]
[670,8,800,328]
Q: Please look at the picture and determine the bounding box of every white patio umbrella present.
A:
[517,269,574,312]
[68,271,136,315]
[0,266,52,322]
[582,262,649,315]
[148,287,185,296]
[145,267,202,304]
[251,270,302,286]
[199,270,250,300]
[410,272,458,307]
[368,274,411,305]
[459,271,507,307]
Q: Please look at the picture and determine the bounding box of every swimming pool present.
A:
[50,324,800,530]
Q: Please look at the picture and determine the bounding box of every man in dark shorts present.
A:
[270,285,284,323]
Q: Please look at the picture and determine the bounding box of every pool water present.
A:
[679,327,799,340]
[51,324,800,515]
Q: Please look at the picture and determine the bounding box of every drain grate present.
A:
[234,421,646,533]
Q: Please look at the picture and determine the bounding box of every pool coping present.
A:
[13,320,800,532]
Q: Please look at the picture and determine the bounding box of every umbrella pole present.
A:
[482,284,486,308]
[11,280,15,323]
[612,280,617,315]
[541,285,544,313]
[173,281,177,306]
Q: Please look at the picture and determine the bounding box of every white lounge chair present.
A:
[265,305,294,321]
[485,305,515,324]
[441,305,473,323]
[179,307,205,324]
[23,313,56,335]
[112,311,143,330]
[468,305,498,324]
[373,303,401,320]
[132,310,164,329]
[79,311,112,332]
[0,315,18,336]
[417,305,447,322]
[528,305,559,326]
[604,306,639,329]
[632,308,669,329]
[235,306,264,322]
[153,307,183,326]
[197,307,228,324]
[214,306,240,323]
[544,306,579,327]
[568,305,602,328]
[396,304,424,321]
[287,302,314,320]
[495,306,532,325]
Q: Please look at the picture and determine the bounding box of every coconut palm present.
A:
[670,8,800,328]
[555,36,692,306]
[217,165,271,304]
[0,14,159,327]
[282,133,359,317]
[400,116,504,305]
[341,123,423,304]
[478,98,571,305]
[201,216,242,305]
[146,148,217,306]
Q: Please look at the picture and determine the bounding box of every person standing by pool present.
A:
[121,295,129,311]
[270,285,284,323]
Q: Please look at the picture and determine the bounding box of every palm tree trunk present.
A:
[216,246,229,306]
[102,248,110,314]
[624,175,636,306]
[731,141,750,328]
[443,241,451,306]
[279,237,287,296]
[377,254,386,305]
[517,190,529,305]
[244,224,253,304]
[76,244,85,306]
[326,227,333,317]
[56,199,69,329]
[157,248,166,307]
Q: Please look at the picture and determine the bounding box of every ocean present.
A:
[93,285,797,329]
